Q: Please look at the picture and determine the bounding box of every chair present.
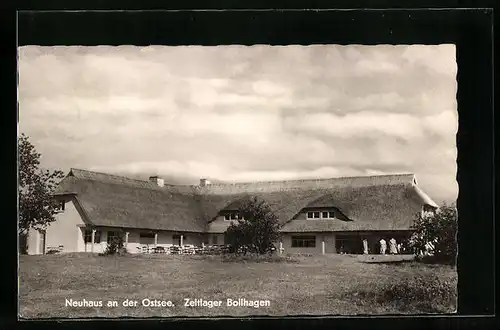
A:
[153,246,165,254]
[170,245,181,255]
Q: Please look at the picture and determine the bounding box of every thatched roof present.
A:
[280,184,428,232]
[54,168,438,233]
[54,169,205,232]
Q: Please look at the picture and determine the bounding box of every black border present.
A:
[2,3,496,330]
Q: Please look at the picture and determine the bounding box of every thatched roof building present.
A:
[53,168,438,234]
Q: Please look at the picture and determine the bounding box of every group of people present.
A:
[362,237,400,255]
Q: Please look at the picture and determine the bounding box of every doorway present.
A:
[335,234,363,254]
[39,230,46,255]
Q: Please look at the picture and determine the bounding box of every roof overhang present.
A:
[412,185,439,208]
[51,192,77,197]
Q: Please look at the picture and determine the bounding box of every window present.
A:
[140,232,155,245]
[107,231,121,244]
[307,211,321,219]
[307,210,336,219]
[224,212,244,221]
[55,200,65,213]
[84,229,101,243]
[322,211,336,219]
[212,235,218,245]
[291,236,316,248]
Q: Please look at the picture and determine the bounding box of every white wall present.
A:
[281,233,336,254]
[27,197,87,255]
[122,229,205,254]
[24,196,208,255]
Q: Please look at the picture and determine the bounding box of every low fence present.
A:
[134,244,278,255]
[135,244,232,255]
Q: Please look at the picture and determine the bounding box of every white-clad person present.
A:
[379,238,387,255]
[389,238,398,254]
[362,238,369,254]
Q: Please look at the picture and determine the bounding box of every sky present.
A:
[18,45,458,203]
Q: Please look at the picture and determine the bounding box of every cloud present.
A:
[401,44,457,76]
[285,111,456,141]
[349,92,405,110]
[18,44,458,203]
[354,59,400,75]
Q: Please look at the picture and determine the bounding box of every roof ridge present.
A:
[69,168,193,188]
[68,168,415,189]
[203,173,416,187]
[70,168,150,184]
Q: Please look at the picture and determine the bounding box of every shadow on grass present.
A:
[220,254,300,263]
[340,273,457,314]
[417,255,457,266]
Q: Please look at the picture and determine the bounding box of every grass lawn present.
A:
[19,253,457,318]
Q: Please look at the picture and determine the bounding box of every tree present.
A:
[408,202,458,264]
[19,133,65,237]
[225,197,282,255]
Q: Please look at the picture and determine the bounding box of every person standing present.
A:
[362,238,369,254]
[389,238,398,254]
[379,238,387,255]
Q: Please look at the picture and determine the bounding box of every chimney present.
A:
[199,178,211,187]
[149,175,164,187]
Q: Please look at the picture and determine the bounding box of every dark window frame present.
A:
[55,200,65,213]
[307,211,321,219]
[291,235,316,248]
[223,212,244,221]
[107,231,121,244]
[84,229,101,244]
[139,232,155,238]
[307,209,337,219]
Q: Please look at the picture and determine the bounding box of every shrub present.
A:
[408,203,458,265]
[103,236,127,255]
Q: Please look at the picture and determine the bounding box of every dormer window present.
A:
[307,210,336,219]
[224,212,244,221]
[307,211,320,219]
